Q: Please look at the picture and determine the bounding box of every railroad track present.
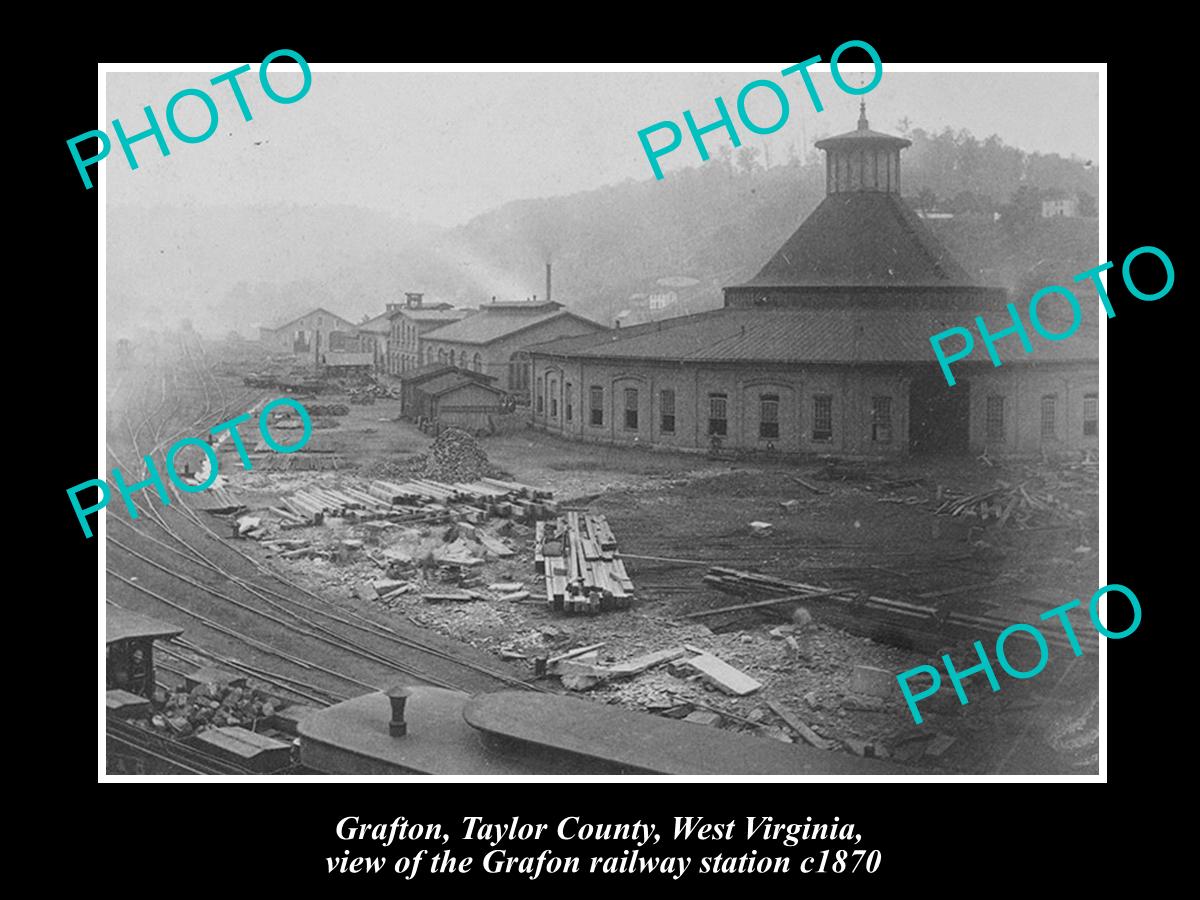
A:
[106,717,256,775]
[105,335,549,775]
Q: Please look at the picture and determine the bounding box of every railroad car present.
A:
[298,685,911,776]
[105,614,910,776]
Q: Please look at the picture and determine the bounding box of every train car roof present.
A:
[107,608,184,645]
[465,691,913,776]
[298,687,628,775]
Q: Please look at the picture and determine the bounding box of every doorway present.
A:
[909,373,970,454]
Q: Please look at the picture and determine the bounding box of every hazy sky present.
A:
[106,69,1099,226]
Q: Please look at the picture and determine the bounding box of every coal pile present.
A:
[420,427,492,482]
[155,682,280,736]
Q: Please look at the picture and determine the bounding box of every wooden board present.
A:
[682,651,762,696]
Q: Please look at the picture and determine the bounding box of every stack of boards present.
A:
[277,476,556,527]
[536,512,634,614]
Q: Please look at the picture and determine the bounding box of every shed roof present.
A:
[262,307,354,332]
[398,307,472,323]
[529,305,1099,365]
[419,372,508,398]
[402,363,497,384]
[423,309,605,346]
[107,608,184,645]
[357,313,393,335]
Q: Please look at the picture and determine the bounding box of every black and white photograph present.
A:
[98,62,1103,779]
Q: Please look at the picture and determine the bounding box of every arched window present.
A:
[473,353,482,372]
[438,348,446,363]
[509,352,526,391]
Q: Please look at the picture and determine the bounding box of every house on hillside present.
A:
[528,102,1098,457]
[1042,196,1079,218]
[259,307,356,361]
[420,300,607,400]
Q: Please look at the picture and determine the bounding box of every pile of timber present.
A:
[278,476,555,528]
[536,512,633,614]
[935,480,1084,529]
[703,567,1091,654]
[368,476,555,524]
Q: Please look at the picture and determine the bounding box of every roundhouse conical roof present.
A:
[741,192,981,289]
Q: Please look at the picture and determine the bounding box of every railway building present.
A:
[528,104,1099,456]
[258,306,357,360]
[355,293,471,377]
[421,299,607,402]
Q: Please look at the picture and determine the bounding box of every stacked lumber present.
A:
[703,567,1089,654]
[537,512,633,615]
[279,476,555,529]
[367,477,556,523]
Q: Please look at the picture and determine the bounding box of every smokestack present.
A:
[387,685,410,737]
[545,263,552,305]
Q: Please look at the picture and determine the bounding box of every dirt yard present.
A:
[212,346,1101,776]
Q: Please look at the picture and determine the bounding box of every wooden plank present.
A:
[682,649,762,696]
[547,642,607,665]
[789,475,829,495]
[766,700,838,751]
[476,532,514,557]
[607,646,688,676]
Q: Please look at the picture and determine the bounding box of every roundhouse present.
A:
[529,104,1099,456]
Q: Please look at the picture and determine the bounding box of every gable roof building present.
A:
[421,300,607,395]
[259,307,357,358]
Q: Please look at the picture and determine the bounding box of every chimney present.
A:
[545,263,552,305]
[386,685,410,737]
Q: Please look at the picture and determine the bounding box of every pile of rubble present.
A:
[349,381,395,401]
[935,475,1089,530]
[418,427,493,482]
